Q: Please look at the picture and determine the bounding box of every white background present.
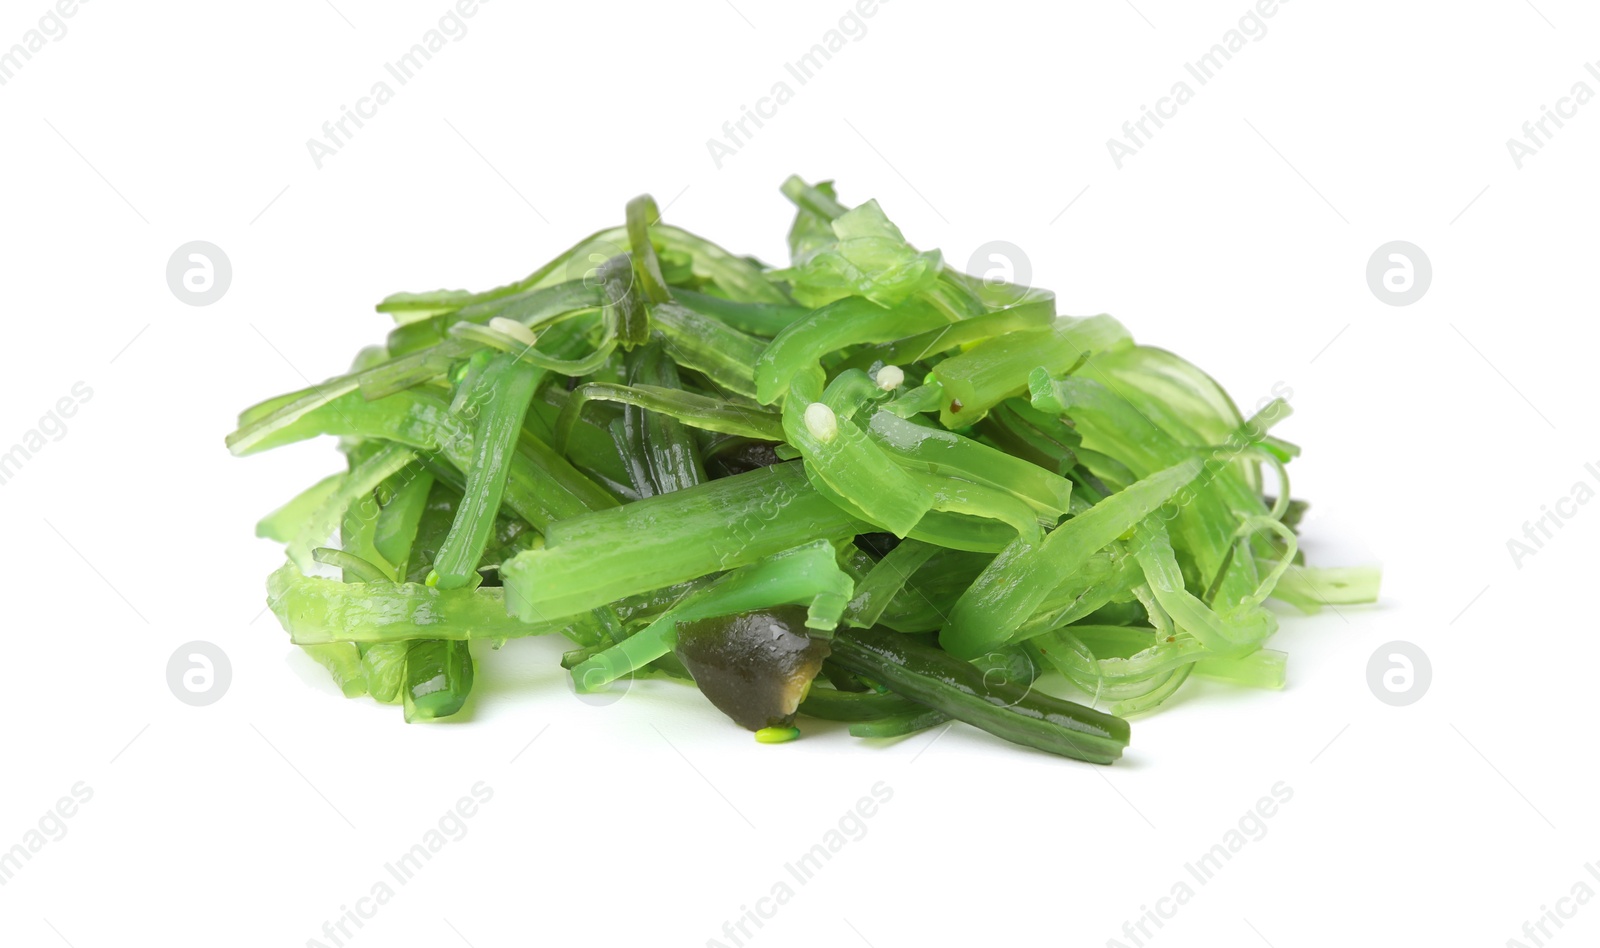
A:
[1,1,1596,946]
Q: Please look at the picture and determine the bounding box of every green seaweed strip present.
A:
[799,687,923,722]
[931,315,1132,425]
[432,355,542,589]
[631,344,707,495]
[500,462,864,622]
[626,195,671,304]
[402,639,475,722]
[941,458,1202,659]
[848,708,949,739]
[837,295,1056,374]
[781,371,933,538]
[257,473,344,543]
[567,541,853,691]
[843,540,940,629]
[755,296,947,405]
[269,562,590,645]
[288,444,417,572]
[558,383,783,446]
[674,288,809,336]
[651,301,765,398]
[829,627,1127,764]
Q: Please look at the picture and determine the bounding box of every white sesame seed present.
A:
[489,316,539,349]
[875,364,905,391]
[803,402,839,442]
